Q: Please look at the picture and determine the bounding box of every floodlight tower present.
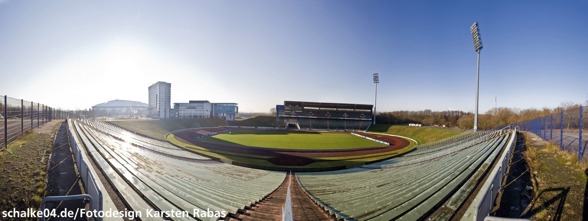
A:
[470,22,483,132]
[373,73,379,125]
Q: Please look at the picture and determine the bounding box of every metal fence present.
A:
[1,94,68,148]
[514,106,588,163]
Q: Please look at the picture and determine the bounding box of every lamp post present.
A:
[373,73,379,125]
[470,22,483,132]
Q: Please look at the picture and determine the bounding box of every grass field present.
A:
[203,130,387,150]
[168,132,415,171]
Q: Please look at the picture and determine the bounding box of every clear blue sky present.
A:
[1,0,587,113]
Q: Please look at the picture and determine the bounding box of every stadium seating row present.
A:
[281,109,373,120]
[75,120,286,221]
[297,130,511,220]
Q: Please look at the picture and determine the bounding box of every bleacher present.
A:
[277,101,373,131]
[297,130,513,220]
[74,120,286,221]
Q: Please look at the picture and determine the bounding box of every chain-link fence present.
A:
[1,94,69,149]
[514,106,588,164]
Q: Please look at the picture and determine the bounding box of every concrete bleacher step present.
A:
[231,172,335,221]
[241,211,281,221]
[231,174,290,221]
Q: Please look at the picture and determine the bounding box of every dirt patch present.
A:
[33,121,62,135]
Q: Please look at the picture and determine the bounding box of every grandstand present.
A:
[73,120,286,221]
[297,130,513,220]
[276,101,373,131]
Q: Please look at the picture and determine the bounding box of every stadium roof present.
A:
[284,101,373,110]
[92,99,148,108]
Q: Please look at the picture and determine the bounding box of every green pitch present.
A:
[202,129,387,150]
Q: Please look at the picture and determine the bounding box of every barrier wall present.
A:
[462,129,519,221]
[66,120,103,220]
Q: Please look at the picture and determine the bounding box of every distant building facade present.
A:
[174,100,212,118]
[148,81,171,119]
[212,103,238,121]
[173,100,238,121]
[92,99,148,117]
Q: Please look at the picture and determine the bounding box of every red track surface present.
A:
[173,128,410,167]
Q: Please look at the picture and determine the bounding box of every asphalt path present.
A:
[0,118,41,143]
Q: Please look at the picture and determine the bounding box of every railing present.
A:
[0,94,68,148]
[282,174,293,221]
[513,106,588,163]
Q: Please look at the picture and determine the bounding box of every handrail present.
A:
[41,194,93,221]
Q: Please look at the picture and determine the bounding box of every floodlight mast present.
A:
[373,73,379,125]
[470,22,483,132]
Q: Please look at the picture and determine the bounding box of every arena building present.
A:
[91,99,148,118]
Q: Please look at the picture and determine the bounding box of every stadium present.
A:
[3,1,587,220]
[32,95,519,221]
[166,100,414,171]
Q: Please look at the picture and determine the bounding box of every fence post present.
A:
[560,110,564,150]
[37,103,40,128]
[550,114,553,140]
[30,101,33,131]
[4,95,7,148]
[543,117,547,139]
[21,99,24,135]
[579,106,583,161]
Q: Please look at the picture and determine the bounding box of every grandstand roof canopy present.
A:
[284,101,373,111]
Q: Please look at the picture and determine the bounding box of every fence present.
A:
[0,94,69,148]
[514,106,588,163]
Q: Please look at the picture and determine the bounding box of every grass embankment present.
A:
[109,118,227,141]
[522,132,586,220]
[227,116,276,128]
[368,124,465,144]
[205,130,387,150]
[0,121,60,214]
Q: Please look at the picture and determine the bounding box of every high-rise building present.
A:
[148,81,171,119]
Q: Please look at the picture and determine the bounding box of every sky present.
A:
[0,0,587,113]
